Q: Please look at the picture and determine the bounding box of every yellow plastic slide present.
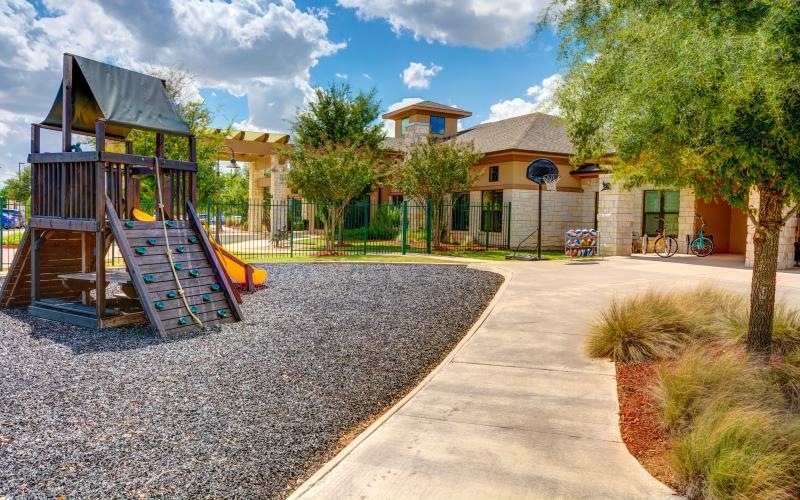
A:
[209,239,268,287]
[131,209,267,287]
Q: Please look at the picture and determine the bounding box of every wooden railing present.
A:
[29,152,197,228]
[31,159,96,220]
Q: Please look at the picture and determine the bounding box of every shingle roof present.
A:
[382,100,471,119]
[455,112,574,155]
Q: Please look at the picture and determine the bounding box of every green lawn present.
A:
[234,248,572,264]
[435,249,570,261]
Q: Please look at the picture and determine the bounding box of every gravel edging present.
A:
[0,263,503,498]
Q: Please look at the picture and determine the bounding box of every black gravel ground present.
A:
[0,263,503,499]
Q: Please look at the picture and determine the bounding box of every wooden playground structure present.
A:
[0,54,244,337]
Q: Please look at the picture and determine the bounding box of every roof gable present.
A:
[382,100,472,120]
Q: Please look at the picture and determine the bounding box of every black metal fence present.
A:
[161,199,512,258]
[2,198,511,270]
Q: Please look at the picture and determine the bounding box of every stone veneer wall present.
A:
[745,190,798,270]
[504,184,596,250]
[597,174,633,256]
[269,155,289,237]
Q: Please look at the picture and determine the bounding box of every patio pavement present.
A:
[292,254,800,499]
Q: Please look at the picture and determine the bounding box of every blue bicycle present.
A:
[690,214,714,257]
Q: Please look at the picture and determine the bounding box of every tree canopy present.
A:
[0,165,31,202]
[127,68,229,203]
[548,0,800,354]
[284,83,386,250]
[397,138,483,245]
[290,83,385,152]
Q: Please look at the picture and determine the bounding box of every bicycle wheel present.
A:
[654,236,678,257]
[691,237,714,257]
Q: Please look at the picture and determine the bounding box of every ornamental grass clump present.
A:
[653,346,785,433]
[589,285,800,499]
[587,290,691,362]
[671,403,800,500]
[587,286,744,363]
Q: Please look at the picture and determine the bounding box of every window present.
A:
[643,190,680,236]
[481,190,503,233]
[430,115,445,135]
[390,194,404,206]
[489,166,499,182]
[451,192,470,231]
[401,117,409,137]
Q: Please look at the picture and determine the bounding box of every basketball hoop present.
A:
[542,173,560,192]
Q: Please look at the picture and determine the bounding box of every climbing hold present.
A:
[217,309,229,318]
[124,221,135,229]
[190,306,198,314]
[135,247,147,256]
[188,236,198,244]
[165,220,176,228]
[147,238,157,246]
[178,317,189,325]
[176,245,186,253]
[144,274,155,284]
[166,290,177,299]
[202,294,212,302]
[210,283,221,292]
[154,301,165,311]
[189,269,200,278]
[174,263,183,271]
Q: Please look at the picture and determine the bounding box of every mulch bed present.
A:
[615,362,679,490]
[0,263,503,499]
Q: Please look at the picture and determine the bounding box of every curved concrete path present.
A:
[292,255,800,499]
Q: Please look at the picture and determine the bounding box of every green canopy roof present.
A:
[42,55,191,138]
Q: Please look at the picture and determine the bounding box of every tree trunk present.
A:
[747,187,785,357]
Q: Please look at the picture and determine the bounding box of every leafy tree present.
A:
[396,139,483,246]
[283,83,386,249]
[547,0,800,357]
[127,68,228,204]
[0,165,32,202]
[288,143,379,250]
[290,83,385,151]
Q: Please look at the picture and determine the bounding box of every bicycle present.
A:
[690,214,714,257]
[653,217,679,258]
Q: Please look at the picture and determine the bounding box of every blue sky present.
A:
[0,0,561,181]
[203,0,562,130]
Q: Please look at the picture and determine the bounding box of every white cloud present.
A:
[335,72,348,79]
[362,73,372,80]
[382,97,423,137]
[401,62,441,89]
[0,0,344,167]
[338,0,551,49]
[483,73,563,123]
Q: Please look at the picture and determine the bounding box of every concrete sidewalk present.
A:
[292,255,800,499]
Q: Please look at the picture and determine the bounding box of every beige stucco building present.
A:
[376,101,798,269]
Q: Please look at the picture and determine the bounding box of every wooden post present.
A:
[30,229,38,304]
[188,135,197,203]
[31,124,40,154]
[124,140,133,218]
[95,119,107,319]
[155,133,164,158]
[62,54,73,152]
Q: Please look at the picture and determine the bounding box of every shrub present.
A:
[368,204,401,240]
[2,229,24,246]
[671,403,800,500]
